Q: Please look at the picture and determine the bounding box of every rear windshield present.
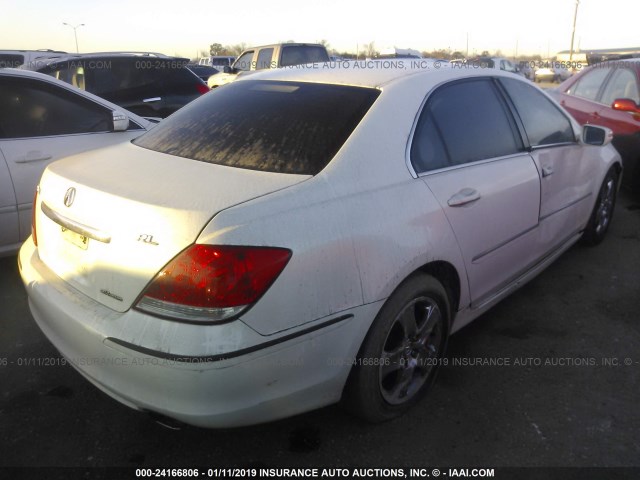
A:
[280,46,330,67]
[0,54,24,68]
[133,80,380,175]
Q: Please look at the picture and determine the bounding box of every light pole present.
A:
[569,0,579,63]
[63,22,84,53]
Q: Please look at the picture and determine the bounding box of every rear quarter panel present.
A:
[197,75,469,336]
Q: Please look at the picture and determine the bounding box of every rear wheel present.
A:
[342,274,450,423]
[582,168,618,246]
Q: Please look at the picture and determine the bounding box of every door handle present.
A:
[447,188,481,207]
[15,151,53,163]
[143,97,162,103]
[542,165,554,177]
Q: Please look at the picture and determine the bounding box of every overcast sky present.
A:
[1,0,638,58]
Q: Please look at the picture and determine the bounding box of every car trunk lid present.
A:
[35,142,308,312]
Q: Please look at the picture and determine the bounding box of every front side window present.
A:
[600,68,640,105]
[134,80,380,175]
[500,78,575,146]
[568,67,610,101]
[234,51,254,71]
[0,77,111,139]
[411,79,521,173]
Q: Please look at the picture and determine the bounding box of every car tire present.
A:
[582,168,619,246]
[342,273,450,423]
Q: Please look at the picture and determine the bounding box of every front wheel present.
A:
[342,274,450,423]
[582,168,619,246]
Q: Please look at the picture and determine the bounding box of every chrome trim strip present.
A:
[41,202,112,243]
[105,314,354,363]
[539,192,592,222]
[417,151,533,178]
[529,141,577,151]
[472,223,539,263]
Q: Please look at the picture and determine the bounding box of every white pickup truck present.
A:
[208,43,329,88]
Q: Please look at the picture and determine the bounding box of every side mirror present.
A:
[222,65,232,74]
[112,111,129,132]
[612,98,640,114]
[582,125,613,146]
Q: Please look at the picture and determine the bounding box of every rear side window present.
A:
[256,49,274,70]
[280,46,329,67]
[411,79,521,173]
[500,78,575,146]
[134,80,380,175]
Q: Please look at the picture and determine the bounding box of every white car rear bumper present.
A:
[19,239,379,428]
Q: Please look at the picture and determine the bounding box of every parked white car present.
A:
[535,63,573,83]
[20,65,621,428]
[0,69,152,256]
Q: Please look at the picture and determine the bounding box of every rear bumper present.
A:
[19,239,380,427]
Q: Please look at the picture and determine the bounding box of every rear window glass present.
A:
[133,80,380,175]
[280,46,330,67]
[0,54,24,68]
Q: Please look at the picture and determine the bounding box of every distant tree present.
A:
[209,43,224,55]
[364,41,377,58]
[318,39,331,49]
[480,50,490,57]
[451,51,465,60]
[228,43,247,55]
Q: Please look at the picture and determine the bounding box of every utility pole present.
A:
[63,22,85,53]
[569,0,579,62]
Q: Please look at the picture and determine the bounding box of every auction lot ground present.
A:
[1,191,638,471]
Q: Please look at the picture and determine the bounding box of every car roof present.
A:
[24,52,188,68]
[234,61,522,89]
[242,43,325,50]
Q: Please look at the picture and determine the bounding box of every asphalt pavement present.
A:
[1,191,638,475]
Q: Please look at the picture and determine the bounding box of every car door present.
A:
[499,77,593,247]
[0,75,144,243]
[596,66,640,135]
[0,150,19,254]
[557,65,612,125]
[410,78,541,305]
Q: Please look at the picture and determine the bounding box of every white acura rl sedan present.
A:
[19,64,621,427]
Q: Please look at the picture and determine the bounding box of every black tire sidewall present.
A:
[342,274,450,423]
[583,168,619,246]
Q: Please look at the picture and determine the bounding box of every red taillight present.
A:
[196,83,210,95]
[31,186,39,247]
[135,245,291,323]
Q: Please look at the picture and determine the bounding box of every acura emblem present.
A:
[63,187,76,207]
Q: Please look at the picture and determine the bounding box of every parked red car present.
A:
[551,59,640,190]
